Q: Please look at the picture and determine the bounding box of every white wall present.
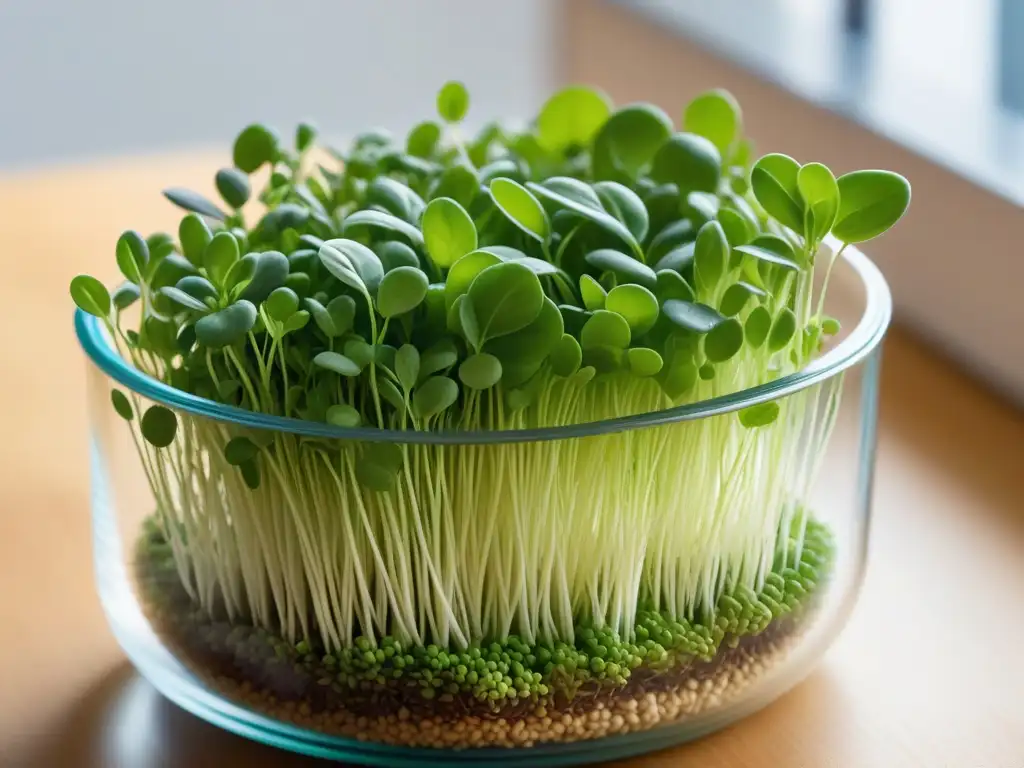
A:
[0,0,553,170]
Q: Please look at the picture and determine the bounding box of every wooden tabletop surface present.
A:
[1,155,1023,768]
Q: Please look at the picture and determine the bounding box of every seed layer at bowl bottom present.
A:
[135,518,833,749]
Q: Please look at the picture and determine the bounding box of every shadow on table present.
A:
[14,661,854,768]
[14,663,327,768]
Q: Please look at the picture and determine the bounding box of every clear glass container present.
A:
[79,244,889,766]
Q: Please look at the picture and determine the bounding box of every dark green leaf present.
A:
[650,132,722,193]
[204,231,240,288]
[341,209,425,248]
[585,249,657,290]
[233,123,278,173]
[647,219,696,266]
[739,401,780,428]
[224,436,258,466]
[238,250,289,304]
[720,281,765,316]
[296,122,317,152]
[467,261,544,342]
[413,375,459,419]
[528,177,641,257]
[377,266,429,317]
[179,214,212,267]
[663,299,726,334]
[70,275,110,318]
[264,286,298,322]
[592,103,674,180]
[459,353,502,390]
[320,239,384,294]
[594,181,649,242]
[110,389,133,421]
[163,188,226,220]
[693,220,728,295]
[395,344,420,392]
[326,404,361,427]
[768,308,797,352]
[655,269,695,302]
[704,317,744,362]
[160,286,209,312]
[745,306,771,348]
[115,230,149,284]
[141,405,177,448]
[313,351,362,377]
[483,297,563,386]
[653,243,696,273]
[111,281,141,310]
[240,458,261,490]
[215,167,251,209]
[194,300,257,348]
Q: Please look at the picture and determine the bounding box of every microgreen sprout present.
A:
[74,83,908,717]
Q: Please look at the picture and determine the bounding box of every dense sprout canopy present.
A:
[72,82,910,446]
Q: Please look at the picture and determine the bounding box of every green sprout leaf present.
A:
[141,405,177,448]
[581,309,631,350]
[179,214,212,267]
[720,281,765,316]
[215,167,251,209]
[70,275,111,318]
[628,347,664,377]
[745,305,772,348]
[550,333,582,377]
[592,103,674,181]
[693,221,728,296]
[653,243,696,273]
[377,266,429,318]
[110,389,133,421]
[662,299,726,334]
[536,85,612,153]
[483,297,563,387]
[163,188,226,220]
[203,231,240,289]
[446,249,501,307]
[662,359,698,399]
[313,351,362,377]
[160,286,209,312]
[528,177,642,257]
[395,345,420,392]
[683,89,741,157]
[768,308,797,352]
[704,317,744,362]
[605,284,659,335]
[320,239,384,295]
[584,249,657,290]
[377,241,421,273]
[419,339,458,381]
[832,170,911,243]
[116,230,149,284]
[459,353,503,390]
[580,274,606,311]
[734,237,801,271]
[237,251,289,304]
[264,287,299,323]
[195,300,257,348]
[716,207,756,246]
[647,219,695,266]
[739,401,780,428]
[467,261,544,343]
[407,120,442,158]
[112,281,140,311]
[650,133,722,193]
[296,122,317,152]
[341,209,425,249]
[233,123,278,173]
[594,181,649,242]
[422,197,477,268]
[224,436,258,466]
[413,375,459,420]
[489,178,550,243]
[437,81,469,123]
[240,458,261,490]
[655,270,695,302]
[750,153,804,232]
[796,162,839,243]
[326,404,362,428]
[429,165,479,209]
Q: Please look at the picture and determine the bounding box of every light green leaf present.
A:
[395,344,420,391]
[606,284,659,335]
[326,404,362,427]
[751,153,804,232]
[580,274,606,311]
[437,81,470,123]
[833,170,911,243]
[739,401,780,428]
[627,347,664,377]
[341,209,425,248]
[320,239,384,294]
[704,317,744,362]
[233,123,278,172]
[467,261,544,342]
[592,103,674,181]
[693,220,728,296]
[581,309,631,350]
[489,178,550,243]
[422,197,477,267]
[459,353,503,390]
[313,351,362,377]
[797,162,839,242]
[528,177,642,257]
[376,266,429,318]
[662,299,726,334]
[536,85,612,153]
[179,214,212,267]
[584,249,657,290]
[413,375,459,420]
[550,333,582,377]
[594,181,649,242]
[70,275,111,318]
[650,133,722,193]
[683,89,741,156]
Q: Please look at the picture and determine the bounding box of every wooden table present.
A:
[2,156,1023,767]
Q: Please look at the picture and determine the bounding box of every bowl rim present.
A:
[75,241,891,445]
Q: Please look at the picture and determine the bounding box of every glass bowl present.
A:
[78,243,890,766]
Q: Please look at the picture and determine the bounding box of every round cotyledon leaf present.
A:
[650,133,722,194]
[422,197,477,268]
[605,284,659,335]
[536,85,612,153]
[683,88,741,157]
[376,266,429,318]
[467,261,544,343]
[489,178,550,243]
[459,353,503,390]
[70,275,111,318]
[833,170,911,243]
[141,405,177,448]
[437,80,469,123]
[581,309,631,350]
